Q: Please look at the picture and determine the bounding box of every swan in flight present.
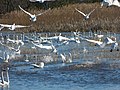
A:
[101,0,120,7]
[19,5,50,22]
[75,8,96,20]
[0,67,9,87]
[0,23,30,31]
[29,0,55,3]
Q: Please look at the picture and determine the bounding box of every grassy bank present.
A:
[0,3,120,33]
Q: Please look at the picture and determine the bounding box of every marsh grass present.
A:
[0,3,120,33]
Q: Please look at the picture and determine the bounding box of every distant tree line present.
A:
[0,0,100,14]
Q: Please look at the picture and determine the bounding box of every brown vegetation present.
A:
[0,3,120,33]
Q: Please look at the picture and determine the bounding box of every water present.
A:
[0,32,120,90]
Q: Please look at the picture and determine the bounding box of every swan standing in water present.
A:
[19,5,50,22]
[0,67,9,87]
[0,23,30,31]
[0,52,10,87]
[75,8,96,20]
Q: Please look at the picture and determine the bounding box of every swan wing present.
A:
[0,24,11,28]
[112,0,120,7]
[86,39,103,44]
[88,8,96,16]
[29,0,38,2]
[0,26,4,30]
[19,5,33,17]
[75,8,86,16]
[15,25,30,28]
[36,8,50,16]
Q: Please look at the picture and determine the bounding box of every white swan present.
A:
[110,42,119,52]
[75,8,96,20]
[60,53,66,63]
[101,0,120,7]
[19,5,50,22]
[0,68,9,87]
[31,41,57,53]
[68,37,80,44]
[29,0,55,3]
[31,62,44,68]
[60,53,72,63]
[0,23,30,31]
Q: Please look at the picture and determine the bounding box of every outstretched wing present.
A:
[75,8,86,17]
[19,5,33,17]
[0,24,11,28]
[29,0,38,2]
[112,0,120,7]
[36,8,50,16]
[87,8,96,16]
[15,25,31,28]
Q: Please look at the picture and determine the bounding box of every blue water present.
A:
[0,32,120,90]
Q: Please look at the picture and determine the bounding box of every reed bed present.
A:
[0,3,120,33]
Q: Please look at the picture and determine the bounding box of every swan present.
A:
[101,0,120,7]
[60,53,66,63]
[60,53,72,63]
[75,8,96,20]
[24,54,29,62]
[110,42,119,52]
[48,33,69,42]
[29,0,55,3]
[84,38,105,48]
[68,37,80,44]
[19,5,50,22]
[85,36,119,51]
[31,41,57,53]
[0,68,9,87]
[31,62,44,68]
[0,23,30,31]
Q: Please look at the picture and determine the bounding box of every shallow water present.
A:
[0,32,120,90]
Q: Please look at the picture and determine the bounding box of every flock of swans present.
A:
[0,0,120,88]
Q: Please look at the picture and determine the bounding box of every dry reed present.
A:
[0,3,120,33]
